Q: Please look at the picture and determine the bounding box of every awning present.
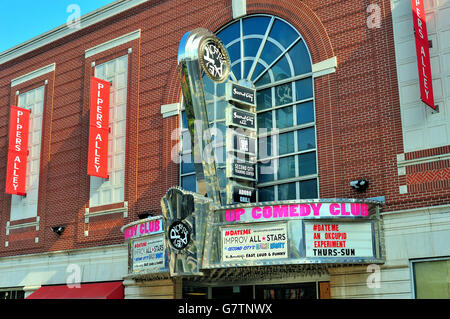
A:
[26,281,124,299]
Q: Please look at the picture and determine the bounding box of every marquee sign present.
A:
[87,77,111,178]
[221,222,288,262]
[5,106,30,196]
[411,0,435,110]
[200,199,383,268]
[304,221,374,258]
[131,234,165,273]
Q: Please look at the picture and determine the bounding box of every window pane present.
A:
[181,130,191,151]
[288,40,312,75]
[278,132,295,155]
[182,175,197,192]
[255,71,272,87]
[218,21,240,45]
[231,63,241,81]
[182,111,188,129]
[258,135,272,158]
[299,152,317,176]
[271,56,292,81]
[251,62,267,82]
[258,111,272,131]
[226,42,241,64]
[278,182,297,200]
[276,106,293,129]
[296,101,314,125]
[275,83,293,105]
[257,88,272,111]
[300,179,318,199]
[259,186,275,202]
[258,160,275,183]
[278,156,295,180]
[295,78,313,101]
[269,19,298,49]
[414,259,450,299]
[181,153,194,174]
[244,38,262,58]
[243,16,271,37]
[260,40,283,68]
[298,127,316,151]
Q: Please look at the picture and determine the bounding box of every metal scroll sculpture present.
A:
[177,28,230,205]
[160,29,231,276]
[161,187,212,276]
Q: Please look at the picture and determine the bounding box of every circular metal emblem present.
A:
[168,221,191,250]
[199,38,230,82]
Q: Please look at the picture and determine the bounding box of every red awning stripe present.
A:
[26,281,124,299]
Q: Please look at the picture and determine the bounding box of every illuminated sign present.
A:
[411,0,435,109]
[224,202,370,222]
[221,222,288,262]
[304,221,374,258]
[124,218,163,240]
[5,106,30,196]
[226,82,256,107]
[131,234,165,273]
[87,77,111,178]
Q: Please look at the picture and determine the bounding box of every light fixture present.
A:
[138,211,155,220]
[350,179,369,192]
[50,226,65,236]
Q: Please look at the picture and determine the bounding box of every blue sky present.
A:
[0,1,115,53]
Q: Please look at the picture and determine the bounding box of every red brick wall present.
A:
[0,0,448,258]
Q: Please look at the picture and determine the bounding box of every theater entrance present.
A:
[182,280,331,300]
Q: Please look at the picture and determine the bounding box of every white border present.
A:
[11,63,55,87]
[85,30,141,58]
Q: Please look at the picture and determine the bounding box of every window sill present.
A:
[84,201,128,224]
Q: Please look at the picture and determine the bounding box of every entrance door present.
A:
[183,281,331,299]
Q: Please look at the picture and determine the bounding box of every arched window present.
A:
[180,15,318,201]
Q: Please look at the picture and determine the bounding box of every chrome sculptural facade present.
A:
[122,27,384,280]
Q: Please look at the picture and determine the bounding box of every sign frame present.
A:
[130,233,166,274]
[225,81,256,108]
[226,157,257,182]
[226,107,256,131]
[226,129,257,157]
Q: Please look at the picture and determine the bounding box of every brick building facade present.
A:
[0,0,449,299]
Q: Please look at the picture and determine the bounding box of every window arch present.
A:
[180,15,318,201]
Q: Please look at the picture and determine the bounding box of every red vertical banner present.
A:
[5,106,31,196]
[411,0,435,110]
[87,77,111,178]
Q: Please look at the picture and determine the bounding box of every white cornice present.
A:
[11,63,56,87]
[0,0,147,65]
